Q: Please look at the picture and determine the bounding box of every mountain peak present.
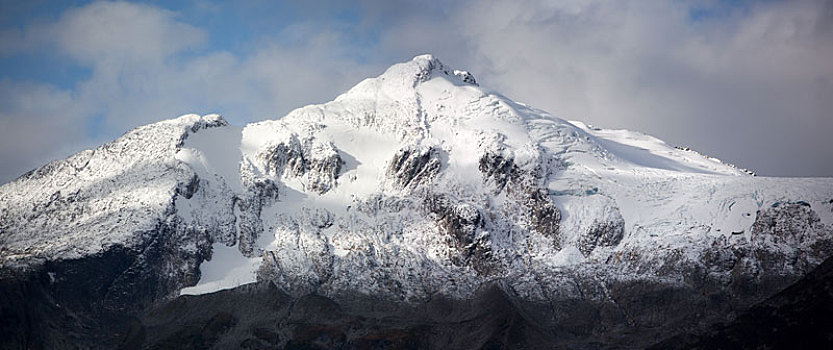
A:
[410,53,441,66]
[414,54,478,86]
[366,54,478,90]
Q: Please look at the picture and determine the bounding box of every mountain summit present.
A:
[2,55,832,348]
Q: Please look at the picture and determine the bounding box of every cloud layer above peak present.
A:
[1,0,831,183]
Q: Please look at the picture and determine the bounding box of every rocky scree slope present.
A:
[1,55,833,348]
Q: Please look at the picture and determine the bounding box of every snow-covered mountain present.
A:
[2,55,832,348]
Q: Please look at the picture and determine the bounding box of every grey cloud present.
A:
[0,80,92,183]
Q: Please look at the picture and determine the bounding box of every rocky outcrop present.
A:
[752,201,827,247]
[425,194,492,273]
[388,146,442,190]
[260,136,343,194]
[479,150,518,192]
[235,179,280,257]
[261,135,307,179]
[579,206,625,255]
[453,70,478,86]
[525,189,562,242]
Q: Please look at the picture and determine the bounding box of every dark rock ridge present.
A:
[5,253,833,349]
[651,252,833,349]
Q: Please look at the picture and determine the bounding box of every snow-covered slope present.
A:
[0,115,232,262]
[2,55,832,308]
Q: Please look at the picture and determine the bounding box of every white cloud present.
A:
[2,0,832,182]
[0,1,379,183]
[376,0,833,176]
[4,1,206,65]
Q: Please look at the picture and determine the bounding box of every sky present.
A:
[1,0,832,183]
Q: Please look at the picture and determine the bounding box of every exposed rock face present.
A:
[752,201,827,246]
[261,134,307,179]
[425,194,493,273]
[1,55,833,349]
[388,146,442,190]
[259,135,343,194]
[579,206,625,255]
[453,70,478,86]
[478,150,518,192]
[526,189,562,242]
